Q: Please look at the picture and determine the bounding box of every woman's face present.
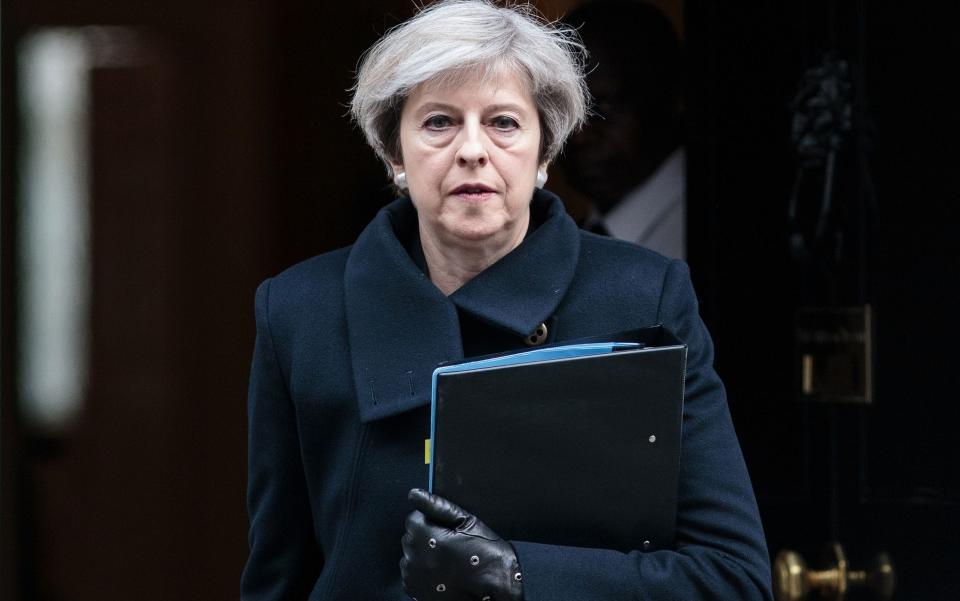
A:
[391,70,544,247]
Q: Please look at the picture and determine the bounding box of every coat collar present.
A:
[343,189,581,422]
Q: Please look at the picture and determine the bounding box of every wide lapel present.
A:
[450,189,581,336]
[344,198,462,423]
[343,190,581,423]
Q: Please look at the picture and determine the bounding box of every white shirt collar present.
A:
[603,147,686,248]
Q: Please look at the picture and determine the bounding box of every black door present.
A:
[686,2,960,599]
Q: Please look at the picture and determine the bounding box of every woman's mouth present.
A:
[451,183,495,200]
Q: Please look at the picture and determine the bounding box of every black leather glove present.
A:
[400,488,523,601]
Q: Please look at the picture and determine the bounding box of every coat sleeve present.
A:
[241,278,322,600]
[511,259,773,601]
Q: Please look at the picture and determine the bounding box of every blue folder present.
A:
[426,324,686,551]
[428,342,641,491]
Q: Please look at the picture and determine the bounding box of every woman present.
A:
[241,1,772,600]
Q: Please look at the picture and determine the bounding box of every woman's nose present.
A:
[455,122,488,168]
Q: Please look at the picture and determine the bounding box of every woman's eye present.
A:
[424,115,453,130]
[490,116,520,131]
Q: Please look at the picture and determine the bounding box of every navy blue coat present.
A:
[241,191,773,600]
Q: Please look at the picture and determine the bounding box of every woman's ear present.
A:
[535,162,549,189]
[390,162,408,190]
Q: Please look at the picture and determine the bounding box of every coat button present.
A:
[523,322,549,346]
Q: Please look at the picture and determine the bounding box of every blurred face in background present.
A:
[560,3,683,214]
[563,54,648,212]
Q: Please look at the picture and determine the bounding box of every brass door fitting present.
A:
[774,543,895,601]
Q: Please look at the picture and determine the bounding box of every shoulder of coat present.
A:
[577,230,673,274]
[264,246,353,318]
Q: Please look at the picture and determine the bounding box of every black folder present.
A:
[429,325,686,552]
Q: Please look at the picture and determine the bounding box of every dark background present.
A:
[1,0,956,599]
[685,4,959,600]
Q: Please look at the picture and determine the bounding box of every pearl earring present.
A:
[535,169,548,189]
[393,171,407,190]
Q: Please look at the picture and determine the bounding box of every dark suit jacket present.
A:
[241,190,773,600]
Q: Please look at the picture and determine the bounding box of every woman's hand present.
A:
[401,488,523,601]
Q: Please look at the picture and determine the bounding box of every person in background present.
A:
[241,2,770,600]
[562,0,687,260]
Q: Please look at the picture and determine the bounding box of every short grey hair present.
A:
[350,0,589,174]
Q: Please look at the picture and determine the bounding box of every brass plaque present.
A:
[795,306,873,404]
